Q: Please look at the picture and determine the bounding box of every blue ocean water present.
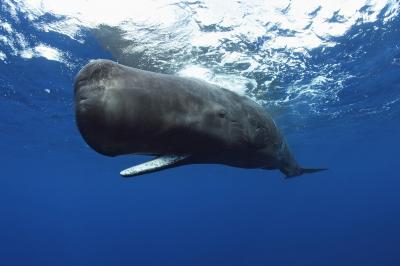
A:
[1,1,400,265]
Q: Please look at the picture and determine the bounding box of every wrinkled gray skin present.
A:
[75,59,323,177]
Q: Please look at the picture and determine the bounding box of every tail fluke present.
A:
[284,167,328,178]
[301,168,328,174]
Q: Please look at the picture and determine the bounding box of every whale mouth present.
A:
[120,154,190,177]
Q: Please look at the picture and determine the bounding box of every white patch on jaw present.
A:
[120,154,189,177]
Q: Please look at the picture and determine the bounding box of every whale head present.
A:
[74,60,125,156]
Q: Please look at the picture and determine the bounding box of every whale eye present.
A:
[217,109,226,118]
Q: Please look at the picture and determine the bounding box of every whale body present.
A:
[74,59,325,177]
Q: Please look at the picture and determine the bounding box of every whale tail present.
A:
[300,167,327,175]
[284,167,327,178]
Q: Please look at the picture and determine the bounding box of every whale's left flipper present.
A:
[120,155,190,177]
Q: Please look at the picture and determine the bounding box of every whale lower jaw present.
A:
[120,155,190,177]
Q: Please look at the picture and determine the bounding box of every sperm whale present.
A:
[74,59,325,177]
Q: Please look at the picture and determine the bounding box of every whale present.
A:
[74,59,325,178]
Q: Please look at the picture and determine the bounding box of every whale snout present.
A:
[74,60,118,110]
[74,62,111,128]
[74,59,117,94]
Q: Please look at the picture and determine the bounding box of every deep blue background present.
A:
[1,4,400,266]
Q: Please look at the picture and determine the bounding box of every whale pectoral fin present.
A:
[120,155,191,177]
